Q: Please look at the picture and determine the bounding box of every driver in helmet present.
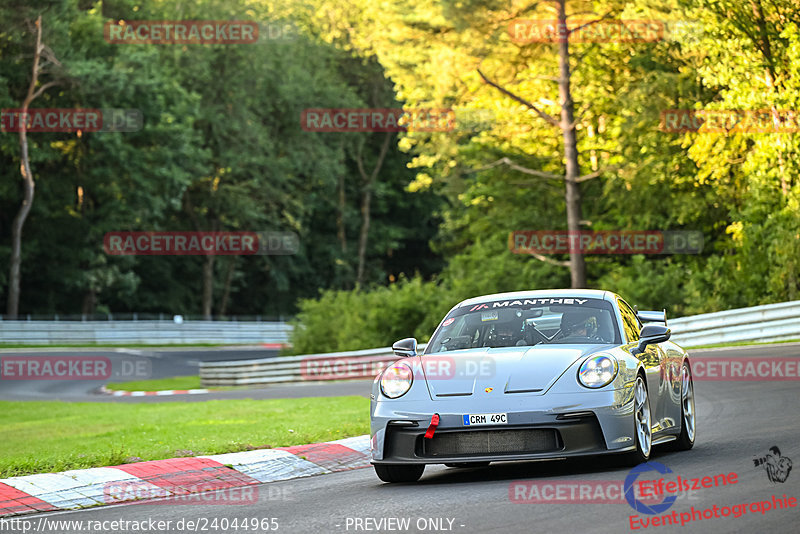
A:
[559,309,599,339]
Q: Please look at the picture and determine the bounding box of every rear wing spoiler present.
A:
[637,309,667,325]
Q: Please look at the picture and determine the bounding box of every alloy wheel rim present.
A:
[682,364,696,442]
[635,377,652,457]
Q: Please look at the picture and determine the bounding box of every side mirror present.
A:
[632,324,671,355]
[392,337,418,358]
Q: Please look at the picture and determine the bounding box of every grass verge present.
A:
[0,396,369,478]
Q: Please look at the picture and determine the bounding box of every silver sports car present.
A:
[369,289,696,483]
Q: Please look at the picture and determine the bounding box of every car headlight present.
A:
[578,354,618,388]
[380,362,414,399]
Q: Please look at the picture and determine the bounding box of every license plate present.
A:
[462,413,507,426]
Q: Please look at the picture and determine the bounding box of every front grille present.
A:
[422,429,559,457]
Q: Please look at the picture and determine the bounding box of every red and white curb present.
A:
[0,435,370,517]
[102,389,211,397]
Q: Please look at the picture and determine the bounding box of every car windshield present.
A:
[425,297,620,353]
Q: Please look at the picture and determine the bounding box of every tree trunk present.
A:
[218,257,237,316]
[7,150,34,319]
[7,16,56,318]
[556,0,587,288]
[81,289,97,316]
[355,133,392,288]
[356,186,373,287]
[183,191,219,319]
[202,254,215,320]
[337,171,348,252]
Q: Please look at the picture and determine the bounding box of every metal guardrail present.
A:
[0,314,286,321]
[200,346,404,386]
[668,300,800,347]
[200,300,800,387]
[0,320,291,345]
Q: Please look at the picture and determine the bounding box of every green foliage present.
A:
[289,275,447,354]
[289,238,572,353]
[288,0,800,352]
[2,0,798,347]
[0,0,440,316]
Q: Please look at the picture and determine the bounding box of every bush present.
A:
[288,236,573,354]
[287,275,452,355]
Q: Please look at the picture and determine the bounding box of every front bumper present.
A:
[375,414,613,464]
[370,389,637,463]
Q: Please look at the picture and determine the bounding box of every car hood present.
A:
[422,344,611,399]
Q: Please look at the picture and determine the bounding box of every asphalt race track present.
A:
[0,346,280,401]
[4,343,800,533]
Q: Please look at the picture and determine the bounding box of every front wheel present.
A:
[373,463,425,483]
[622,374,652,466]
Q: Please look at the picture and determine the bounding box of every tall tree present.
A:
[355,132,392,287]
[6,15,61,318]
[306,0,629,288]
[475,1,595,286]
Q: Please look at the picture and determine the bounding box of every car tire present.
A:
[622,374,652,466]
[444,462,490,468]
[667,361,696,451]
[373,464,425,483]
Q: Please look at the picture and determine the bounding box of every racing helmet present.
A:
[560,309,599,337]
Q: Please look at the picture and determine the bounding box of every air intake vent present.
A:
[423,429,559,456]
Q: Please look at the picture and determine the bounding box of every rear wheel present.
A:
[668,362,696,451]
[622,374,652,466]
[373,463,425,483]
